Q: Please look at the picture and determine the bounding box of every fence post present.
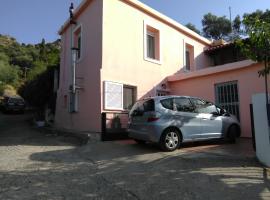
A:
[101,112,107,141]
[250,104,256,151]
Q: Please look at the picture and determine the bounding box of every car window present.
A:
[130,99,154,116]
[160,98,173,110]
[191,98,218,114]
[9,98,24,104]
[174,98,194,112]
[143,99,155,112]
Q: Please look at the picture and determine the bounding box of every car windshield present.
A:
[8,98,24,104]
[191,98,217,114]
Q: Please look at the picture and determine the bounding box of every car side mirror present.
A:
[211,111,220,116]
[220,109,230,117]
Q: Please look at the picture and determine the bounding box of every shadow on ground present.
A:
[0,112,80,146]
[0,112,269,199]
[7,140,265,200]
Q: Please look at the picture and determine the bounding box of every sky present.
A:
[0,0,269,44]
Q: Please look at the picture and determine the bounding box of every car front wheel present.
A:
[160,129,181,152]
[227,125,239,143]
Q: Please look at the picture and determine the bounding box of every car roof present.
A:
[143,95,202,101]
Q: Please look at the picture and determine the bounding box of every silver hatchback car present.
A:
[128,96,241,151]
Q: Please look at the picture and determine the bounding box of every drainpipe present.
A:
[70,3,76,93]
[69,3,77,111]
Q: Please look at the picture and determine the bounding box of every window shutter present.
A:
[104,81,123,110]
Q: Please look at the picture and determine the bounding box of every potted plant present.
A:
[35,108,45,127]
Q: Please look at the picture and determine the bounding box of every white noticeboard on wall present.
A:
[104,81,123,110]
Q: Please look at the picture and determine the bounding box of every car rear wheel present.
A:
[160,129,181,152]
[227,125,239,144]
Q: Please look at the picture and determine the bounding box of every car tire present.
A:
[134,139,146,145]
[160,129,181,152]
[227,125,238,144]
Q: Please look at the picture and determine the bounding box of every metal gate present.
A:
[215,81,240,120]
[101,112,129,141]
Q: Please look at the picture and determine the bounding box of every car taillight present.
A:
[147,117,160,122]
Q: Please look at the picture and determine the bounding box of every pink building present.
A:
[55,0,266,138]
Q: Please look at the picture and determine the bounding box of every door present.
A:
[173,97,202,140]
[190,98,223,139]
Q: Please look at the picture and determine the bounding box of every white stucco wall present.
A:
[252,93,270,167]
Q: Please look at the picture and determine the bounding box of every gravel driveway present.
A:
[0,112,269,200]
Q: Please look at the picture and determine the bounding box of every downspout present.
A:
[69,3,77,112]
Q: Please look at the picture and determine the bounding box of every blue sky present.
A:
[0,0,269,44]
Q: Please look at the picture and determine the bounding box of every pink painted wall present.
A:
[169,63,267,138]
[101,0,211,110]
[55,0,103,132]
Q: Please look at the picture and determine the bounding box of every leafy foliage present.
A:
[0,34,60,110]
[202,13,232,40]
[0,52,20,94]
[237,11,270,76]
[233,15,242,33]
[185,23,200,35]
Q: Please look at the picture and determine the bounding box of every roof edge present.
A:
[124,0,211,45]
[58,0,211,45]
[168,60,257,82]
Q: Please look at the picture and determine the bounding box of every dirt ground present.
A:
[0,112,269,200]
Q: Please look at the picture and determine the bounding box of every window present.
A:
[157,91,169,96]
[184,44,194,71]
[215,81,240,120]
[147,31,155,59]
[174,98,194,112]
[73,25,82,60]
[190,98,218,114]
[104,81,123,110]
[77,34,81,59]
[123,86,136,110]
[185,50,191,71]
[104,81,137,111]
[144,22,161,64]
[130,99,154,116]
[161,98,174,110]
[143,99,155,112]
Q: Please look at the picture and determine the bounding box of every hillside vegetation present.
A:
[0,34,60,110]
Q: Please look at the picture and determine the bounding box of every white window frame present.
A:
[104,81,124,111]
[72,24,83,62]
[143,20,162,65]
[183,39,186,69]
